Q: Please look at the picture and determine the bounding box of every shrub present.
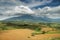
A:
[51,37,60,40]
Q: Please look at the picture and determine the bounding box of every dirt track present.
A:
[0,29,60,40]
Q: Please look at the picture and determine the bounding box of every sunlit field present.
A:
[0,21,60,40]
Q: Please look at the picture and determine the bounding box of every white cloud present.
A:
[46,13,60,19]
[33,6,60,19]
[1,0,60,20]
[14,5,34,14]
[0,5,35,20]
[4,5,34,15]
[0,15,19,20]
[5,5,60,19]
[0,5,60,20]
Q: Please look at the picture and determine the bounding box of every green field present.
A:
[0,21,60,34]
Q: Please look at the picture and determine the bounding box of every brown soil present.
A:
[0,29,60,40]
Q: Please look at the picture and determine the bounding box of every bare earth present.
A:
[0,29,60,40]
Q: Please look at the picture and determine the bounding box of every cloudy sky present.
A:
[0,0,60,20]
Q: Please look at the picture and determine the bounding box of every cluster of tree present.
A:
[0,21,60,30]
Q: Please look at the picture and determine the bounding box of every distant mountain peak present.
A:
[3,14,52,22]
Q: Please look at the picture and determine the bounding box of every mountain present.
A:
[51,18,60,22]
[3,14,60,22]
[3,14,52,22]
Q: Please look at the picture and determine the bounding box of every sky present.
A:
[0,0,60,20]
